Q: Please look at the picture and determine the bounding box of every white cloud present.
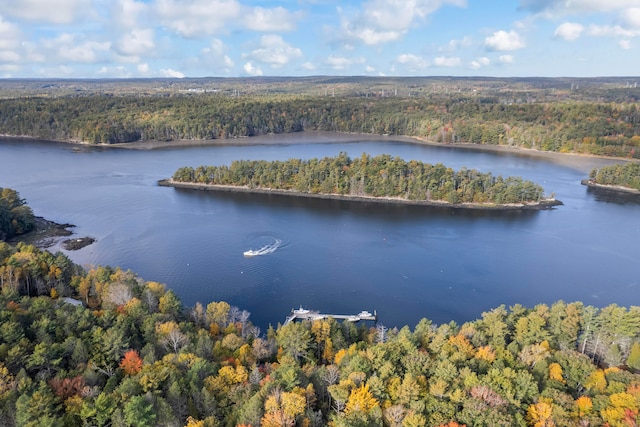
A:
[440,36,473,52]
[155,0,301,38]
[301,61,316,70]
[0,63,20,74]
[155,0,242,37]
[344,27,403,45]
[470,56,490,69]
[96,66,131,77]
[243,7,300,32]
[200,39,234,73]
[622,8,640,29]
[396,53,429,70]
[42,34,111,64]
[326,55,365,70]
[0,16,21,50]
[116,29,155,57]
[433,56,461,67]
[21,42,45,63]
[485,30,526,51]
[339,0,467,46]
[519,0,640,15]
[113,0,149,29]
[243,62,263,76]
[0,0,93,24]
[619,39,632,48]
[245,35,302,67]
[160,68,185,78]
[0,50,20,62]
[203,42,234,69]
[36,65,75,77]
[137,63,149,73]
[365,65,375,72]
[499,54,514,64]
[554,22,585,40]
[587,24,640,37]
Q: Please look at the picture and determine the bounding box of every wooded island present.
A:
[166,153,559,209]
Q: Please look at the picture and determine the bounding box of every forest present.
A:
[0,76,640,159]
[170,153,548,206]
[588,163,640,191]
[0,242,639,427]
[0,190,639,427]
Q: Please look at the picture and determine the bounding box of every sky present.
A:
[1,0,640,79]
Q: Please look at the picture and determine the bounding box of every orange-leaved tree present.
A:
[120,349,143,375]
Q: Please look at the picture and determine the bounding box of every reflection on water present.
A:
[586,186,640,205]
[175,186,541,222]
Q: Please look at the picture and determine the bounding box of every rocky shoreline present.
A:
[580,179,640,194]
[159,179,563,210]
[8,216,95,250]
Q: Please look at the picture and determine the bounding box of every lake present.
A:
[1,133,638,329]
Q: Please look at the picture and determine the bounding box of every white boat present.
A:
[243,238,282,257]
[293,306,310,314]
[358,311,372,317]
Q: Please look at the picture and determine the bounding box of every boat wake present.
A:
[244,239,282,257]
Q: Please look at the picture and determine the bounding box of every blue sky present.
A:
[1,0,640,78]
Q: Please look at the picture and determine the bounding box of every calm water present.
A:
[1,134,639,329]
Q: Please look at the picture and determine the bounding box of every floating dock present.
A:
[284,307,377,325]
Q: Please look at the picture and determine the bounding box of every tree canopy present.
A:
[0,188,34,240]
[1,84,640,159]
[171,153,549,206]
[0,238,638,426]
[588,162,640,191]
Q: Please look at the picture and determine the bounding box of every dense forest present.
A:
[1,78,640,158]
[0,188,35,240]
[0,190,638,427]
[588,163,640,191]
[0,240,639,427]
[171,153,548,206]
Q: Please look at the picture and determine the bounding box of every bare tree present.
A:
[190,302,206,328]
[162,328,188,353]
[229,306,241,324]
[104,283,132,307]
[249,326,261,339]
[321,365,340,386]
[239,310,251,337]
[376,323,388,344]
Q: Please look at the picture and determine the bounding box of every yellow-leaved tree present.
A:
[548,362,565,383]
[527,398,555,427]
[345,384,379,415]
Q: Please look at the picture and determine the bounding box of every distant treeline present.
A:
[589,162,640,191]
[171,153,547,205]
[1,93,640,158]
[0,188,34,240]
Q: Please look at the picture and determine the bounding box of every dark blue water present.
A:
[1,134,638,329]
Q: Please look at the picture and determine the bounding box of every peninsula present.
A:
[162,153,561,210]
[582,162,640,194]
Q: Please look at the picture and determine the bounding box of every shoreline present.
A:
[158,179,563,211]
[7,216,95,251]
[1,131,633,172]
[581,179,640,195]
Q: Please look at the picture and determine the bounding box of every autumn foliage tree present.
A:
[119,349,143,375]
